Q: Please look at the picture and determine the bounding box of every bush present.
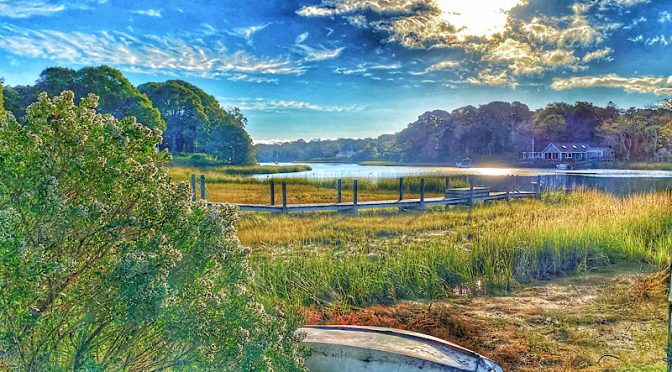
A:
[0,92,304,370]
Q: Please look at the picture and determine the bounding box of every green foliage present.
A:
[3,66,165,131]
[0,78,4,116]
[139,80,256,165]
[257,100,672,164]
[0,92,304,371]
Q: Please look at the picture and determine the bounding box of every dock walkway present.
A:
[196,175,542,214]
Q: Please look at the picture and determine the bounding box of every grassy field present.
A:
[243,190,672,309]
[233,189,672,370]
[167,164,672,369]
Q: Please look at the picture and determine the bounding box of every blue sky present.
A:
[0,0,671,142]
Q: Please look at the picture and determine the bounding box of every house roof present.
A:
[543,143,592,152]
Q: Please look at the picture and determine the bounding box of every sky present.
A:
[0,0,671,142]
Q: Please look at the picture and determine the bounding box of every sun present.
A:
[435,0,523,39]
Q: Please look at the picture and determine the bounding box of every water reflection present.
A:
[255,162,672,196]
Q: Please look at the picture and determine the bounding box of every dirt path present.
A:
[305,263,668,371]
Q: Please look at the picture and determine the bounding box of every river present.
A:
[254,162,672,195]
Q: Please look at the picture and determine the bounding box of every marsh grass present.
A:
[168,165,468,204]
[242,190,672,308]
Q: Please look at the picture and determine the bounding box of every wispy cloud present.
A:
[0,0,105,18]
[582,47,613,63]
[226,22,271,46]
[0,0,65,18]
[218,97,363,112]
[131,9,162,18]
[333,62,401,75]
[0,25,307,78]
[551,74,672,95]
[227,73,279,84]
[293,32,344,62]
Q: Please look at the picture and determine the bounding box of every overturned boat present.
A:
[298,325,502,372]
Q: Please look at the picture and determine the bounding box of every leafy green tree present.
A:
[2,84,38,118]
[3,66,165,131]
[0,92,303,370]
[140,80,256,164]
[138,81,209,152]
[0,78,4,116]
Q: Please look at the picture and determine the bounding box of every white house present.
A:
[521,143,614,162]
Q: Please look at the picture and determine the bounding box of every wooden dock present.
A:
[195,174,543,214]
[211,191,537,213]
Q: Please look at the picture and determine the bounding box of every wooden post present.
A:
[190,174,196,202]
[444,177,450,210]
[536,175,542,198]
[419,178,425,211]
[281,181,287,213]
[506,176,511,202]
[469,175,475,207]
[353,179,358,214]
[270,180,275,206]
[337,179,342,203]
[200,175,206,202]
[399,177,404,201]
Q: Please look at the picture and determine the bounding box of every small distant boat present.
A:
[456,158,473,168]
[298,325,502,372]
[556,163,573,170]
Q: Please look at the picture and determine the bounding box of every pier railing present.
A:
[192,174,543,214]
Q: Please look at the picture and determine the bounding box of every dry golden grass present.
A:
[303,264,668,371]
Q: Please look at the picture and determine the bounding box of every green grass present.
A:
[605,162,672,171]
[240,190,672,308]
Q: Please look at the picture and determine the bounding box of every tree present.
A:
[0,92,303,370]
[138,81,209,152]
[3,66,165,131]
[0,78,4,116]
[140,80,256,164]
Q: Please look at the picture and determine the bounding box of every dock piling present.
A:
[353,179,359,214]
[270,180,275,205]
[337,179,342,203]
[398,177,404,201]
[419,178,425,211]
[200,175,206,202]
[469,175,475,207]
[282,182,287,213]
[506,176,511,202]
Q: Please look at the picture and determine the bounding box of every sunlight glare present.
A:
[436,0,523,39]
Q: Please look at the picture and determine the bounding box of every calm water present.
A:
[255,162,672,195]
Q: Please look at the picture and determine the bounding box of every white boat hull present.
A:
[298,325,502,372]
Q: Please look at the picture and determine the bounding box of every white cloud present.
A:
[296,0,431,17]
[466,69,516,87]
[219,97,363,112]
[659,11,672,24]
[227,23,272,46]
[131,9,161,18]
[0,0,64,18]
[292,32,344,62]
[582,47,613,63]
[551,74,672,95]
[425,60,460,72]
[333,62,401,75]
[227,74,279,84]
[598,0,649,10]
[0,25,307,78]
[0,0,106,18]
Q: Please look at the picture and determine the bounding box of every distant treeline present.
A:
[1,66,255,164]
[257,101,672,164]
